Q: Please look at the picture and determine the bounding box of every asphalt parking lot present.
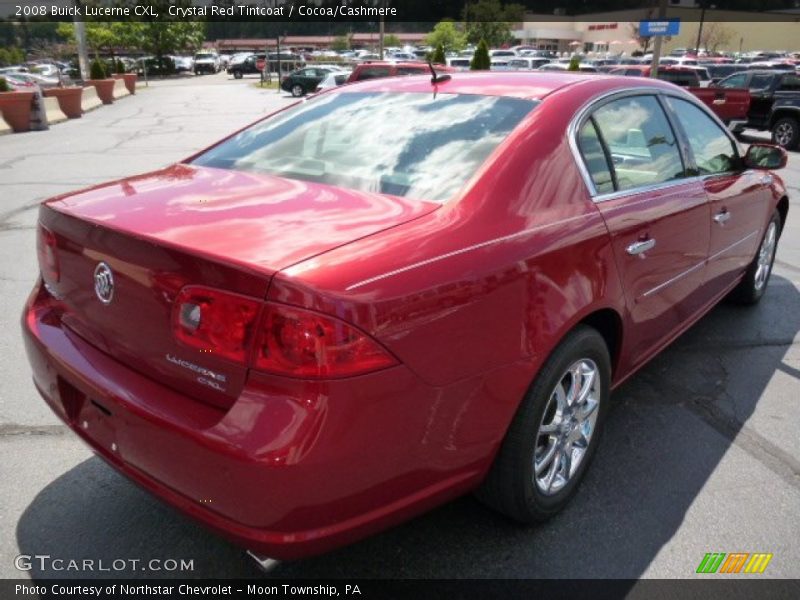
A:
[1,72,799,580]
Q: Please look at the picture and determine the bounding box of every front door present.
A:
[576,93,711,370]
[662,95,773,299]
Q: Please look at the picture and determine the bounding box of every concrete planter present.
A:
[0,91,35,132]
[43,86,83,118]
[87,79,115,104]
[113,73,138,94]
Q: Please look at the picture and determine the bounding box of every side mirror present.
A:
[744,143,787,170]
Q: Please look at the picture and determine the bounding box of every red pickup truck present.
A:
[689,86,751,125]
[690,70,800,149]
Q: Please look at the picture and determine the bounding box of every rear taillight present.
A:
[37,225,59,282]
[253,304,397,379]
[172,286,261,363]
[171,286,396,378]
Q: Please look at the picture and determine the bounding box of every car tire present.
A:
[771,116,800,150]
[291,84,305,97]
[728,210,781,305]
[476,325,611,523]
[233,71,243,79]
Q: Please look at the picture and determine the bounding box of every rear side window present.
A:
[396,66,426,76]
[355,66,392,81]
[577,120,614,194]
[749,74,773,90]
[665,97,738,175]
[778,74,800,91]
[587,95,685,192]
[659,71,699,87]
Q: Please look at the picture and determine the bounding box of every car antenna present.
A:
[428,60,451,85]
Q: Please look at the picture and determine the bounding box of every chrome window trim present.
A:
[567,85,743,203]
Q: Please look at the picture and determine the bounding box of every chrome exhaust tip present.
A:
[246,550,281,573]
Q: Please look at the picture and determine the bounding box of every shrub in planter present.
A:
[0,77,9,92]
[87,58,115,104]
[470,40,491,71]
[90,58,107,80]
[568,55,580,71]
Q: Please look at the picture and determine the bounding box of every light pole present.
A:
[695,1,707,55]
[73,1,89,81]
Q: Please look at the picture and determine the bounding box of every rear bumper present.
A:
[21,281,489,559]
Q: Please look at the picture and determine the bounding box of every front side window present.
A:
[665,97,739,175]
[192,92,537,203]
[719,73,747,88]
[589,95,685,192]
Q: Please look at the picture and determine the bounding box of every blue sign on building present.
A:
[639,19,681,37]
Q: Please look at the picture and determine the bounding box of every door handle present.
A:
[714,210,731,224]
[626,239,656,256]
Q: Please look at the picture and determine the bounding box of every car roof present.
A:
[336,71,679,100]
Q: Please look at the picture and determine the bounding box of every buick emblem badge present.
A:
[94,262,114,304]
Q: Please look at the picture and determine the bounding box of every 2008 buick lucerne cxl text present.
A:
[22,72,789,562]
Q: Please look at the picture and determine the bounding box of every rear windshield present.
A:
[192,92,537,203]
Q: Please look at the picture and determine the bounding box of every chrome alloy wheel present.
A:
[534,359,601,495]
[754,221,777,292]
[774,122,795,147]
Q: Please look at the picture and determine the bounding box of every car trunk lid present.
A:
[41,164,438,409]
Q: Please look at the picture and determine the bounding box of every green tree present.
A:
[426,20,466,54]
[463,0,524,48]
[568,55,580,71]
[331,35,350,52]
[431,43,446,64]
[470,39,491,71]
[384,34,402,48]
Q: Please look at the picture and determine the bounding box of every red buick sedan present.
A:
[23,73,789,563]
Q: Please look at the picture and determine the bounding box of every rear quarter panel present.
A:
[268,81,629,461]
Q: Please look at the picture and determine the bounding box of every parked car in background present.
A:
[194,52,220,75]
[0,72,36,90]
[609,65,701,87]
[714,70,800,148]
[704,63,748,84]
[346,62,454,84]
[314,70,351,93]
[5,71,60,88]
[687,65,712,87]
[446,57,472,71]
[281,66,343,96]
[507,57,551,70]
[490,58,511,71]
[135,56,177,76]
[172,56,194,73]
[539,62,599,73]
[23,72,789,563]
[227,54,259,79]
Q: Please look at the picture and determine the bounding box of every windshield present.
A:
[192,92,537,203]
[195,54,214,60]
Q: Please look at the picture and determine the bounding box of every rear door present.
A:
[575,92,711,369]
[663,95,773,299]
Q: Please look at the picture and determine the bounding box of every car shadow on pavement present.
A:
[16,275,800,579]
